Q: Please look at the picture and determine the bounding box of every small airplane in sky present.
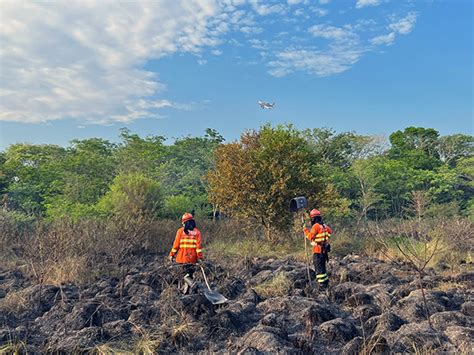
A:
[258,101,275,109]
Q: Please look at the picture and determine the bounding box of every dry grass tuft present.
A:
[171,321,194,345]
[92,343,132,355]
[433,281,468,292]
[254,271,291,298]
[0,289,28,315]
[0,341,28,354]
[42,256,89,285]
[133,336,162,355]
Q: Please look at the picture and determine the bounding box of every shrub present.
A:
[163,195,194,219]
[97,172,163,218]
[369,218,473,271]
[0,210,36,267]
[24,218,98,285]
[45,198,98,221]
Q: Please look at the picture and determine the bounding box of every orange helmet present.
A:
[310,209,321,218]
[181,212,194,223]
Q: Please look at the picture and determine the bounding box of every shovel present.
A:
[199,264,228,305]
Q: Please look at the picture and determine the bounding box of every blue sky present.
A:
[0,0,472,150]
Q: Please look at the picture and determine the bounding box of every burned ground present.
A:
[1,254,473,353]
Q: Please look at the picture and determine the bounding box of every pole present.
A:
[301,214,312,288]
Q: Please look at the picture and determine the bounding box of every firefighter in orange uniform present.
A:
[169,212,203,293]
[304,209,332,289]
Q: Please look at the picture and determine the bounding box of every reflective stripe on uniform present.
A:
[317,274,328,283]
[181,238,197,243]
[179,244,197,248]
[196,249,202,253]
[316,231,331,242]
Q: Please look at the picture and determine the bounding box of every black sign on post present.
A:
[289,196,308,212]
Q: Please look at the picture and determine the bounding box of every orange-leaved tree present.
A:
[208,125,320,240]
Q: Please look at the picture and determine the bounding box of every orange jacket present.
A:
[169,227,203,264]
[303,223,332,254]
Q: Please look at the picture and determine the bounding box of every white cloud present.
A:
[240,26,264,34]
[287,0,305,5]
[0,0,422,123]
[309,24,358,44]
[356,0,381,9]
[270,23,365,78]
[369,12,417,47]
[249,0,286,16]
[0,0,229,124]
[294,8,305,16]
[370,32,395,45]
[268,48,363,77]
[310,7,329,17]
[270,7,418,78]
[389,12,417,34]
[249,38,270,50]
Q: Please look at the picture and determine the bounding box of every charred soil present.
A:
[1,254,473,353]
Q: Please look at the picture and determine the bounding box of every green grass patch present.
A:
[207,236,303,261]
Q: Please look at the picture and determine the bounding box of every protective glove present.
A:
[196,258,204,265]
[168,255,173,263]
[310,241,317,247]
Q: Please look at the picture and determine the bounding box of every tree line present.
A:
[0,125,472,233]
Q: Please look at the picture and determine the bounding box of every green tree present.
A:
[2,144,66,214]
[454,156,474,216]
[389,127,441,170]
[0,152,9,204]
[438,134,474,167]
[363,157,412,217]
[208,125,319,239]
[62,138,117,204]
[352,159,383,221]
[44,138,117,218]
[159,129,224,216]
[303,128,387,167]
[115,128,166,176]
